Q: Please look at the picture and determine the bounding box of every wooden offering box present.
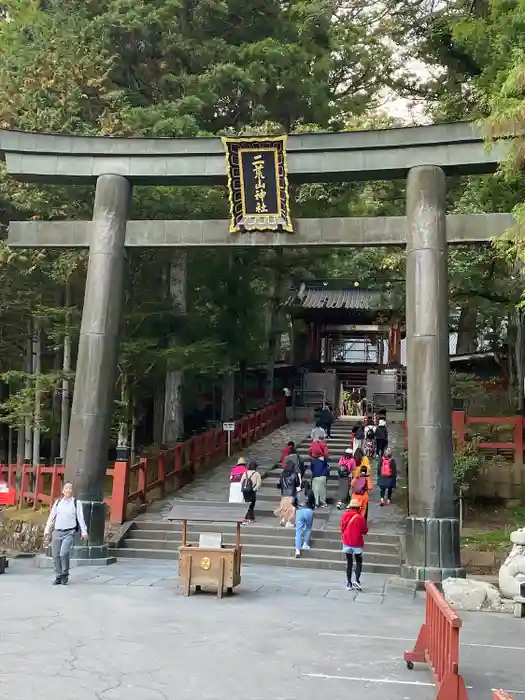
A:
[166,501,248,598]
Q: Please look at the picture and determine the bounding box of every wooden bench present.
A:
[513,595,525,618]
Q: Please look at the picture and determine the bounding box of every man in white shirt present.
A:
[44,482,88,585]
[310,425,326,441]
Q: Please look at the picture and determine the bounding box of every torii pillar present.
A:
[402,165,464,582]
[64,174,130,563]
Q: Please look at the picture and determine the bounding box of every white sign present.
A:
[199,533,223,549]
[223,422,235,432]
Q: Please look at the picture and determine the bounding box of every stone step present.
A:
[125,528,400,554]
[154,502,332,520]
[252,488,340,500]
[114,547,400,574]
[132,520,402,545]
[264,470,351,480]
[120,537,400,563]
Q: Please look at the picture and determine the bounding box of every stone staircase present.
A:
[114,419,404,574]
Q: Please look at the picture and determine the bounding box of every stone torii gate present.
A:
[0,122,512,580]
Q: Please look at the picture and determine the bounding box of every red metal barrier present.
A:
[404,581,469,700]
[0,398,287,525]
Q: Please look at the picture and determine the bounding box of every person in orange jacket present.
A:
[341,498,368,590]
[351,447,371,480]
[350,464,372,520]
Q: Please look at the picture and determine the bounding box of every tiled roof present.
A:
[288,288,383,310]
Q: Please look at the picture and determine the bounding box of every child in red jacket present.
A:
[340,498,368,591]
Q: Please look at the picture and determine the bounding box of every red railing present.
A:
[0,399,286,525]
[452,412,523,465]
[404,412,524,462]
[404,581,469,700]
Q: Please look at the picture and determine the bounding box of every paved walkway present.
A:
[2,558,524,700]
[142,421,312,521]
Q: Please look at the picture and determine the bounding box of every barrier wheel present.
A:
[406,661,414,670]
[195,585,202,593]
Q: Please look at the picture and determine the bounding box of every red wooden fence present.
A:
[404,411,524,462]
[452,411,523,463]
[0,399,286,525]
[404,581,469,700]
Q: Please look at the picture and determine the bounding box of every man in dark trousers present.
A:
[318,403,333,438]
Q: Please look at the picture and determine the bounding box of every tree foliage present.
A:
[1,0,525,457]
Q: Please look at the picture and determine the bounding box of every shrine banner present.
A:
[222,136,293,233]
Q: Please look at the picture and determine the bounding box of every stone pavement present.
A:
[2,558,524,700]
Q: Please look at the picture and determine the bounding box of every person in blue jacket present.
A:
[310,456,329,507]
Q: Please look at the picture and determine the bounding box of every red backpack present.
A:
[381,457,392,478]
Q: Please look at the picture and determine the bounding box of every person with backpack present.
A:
[351,464,371,520]
[337,448,355,510]
[352,447,371,480]
[293,480,316,558]
[365,424,376,459]
[228,456,248,503]
[43,482,88,585]
[341,497,369,591]
[240,458,262,522]
[281,440,295,465]
[377,447,397,506]
[274,458,300,527]
[318,403,333,438]
[283,442,305,478]
[375,419,389,458]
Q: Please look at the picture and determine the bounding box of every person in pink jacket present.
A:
[228,457,247,503]
[337,448,355,509]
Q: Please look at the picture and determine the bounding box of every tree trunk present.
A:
[221,372,235,422]
[7,426,12,467]
[32,317,41,467]
[163,251,187,444]
[130,413,137,465]
[117,372,130,447]
[16,427,24,488]
[238,359,247,414]
[153,383,165,446]
[60,283,72,460]
[515,310,525,415]
[24,321,32,463]
[264,250,286,402]
[456,306,478,355]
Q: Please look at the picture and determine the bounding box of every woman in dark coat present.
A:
[377,447,397,506]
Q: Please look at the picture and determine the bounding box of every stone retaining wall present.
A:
[0,512,44,553]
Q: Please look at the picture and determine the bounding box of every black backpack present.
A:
[242,472,255,500]
[376,425,387,440]
[366,427,375,439]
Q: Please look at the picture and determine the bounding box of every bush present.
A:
[453,438,484,497]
